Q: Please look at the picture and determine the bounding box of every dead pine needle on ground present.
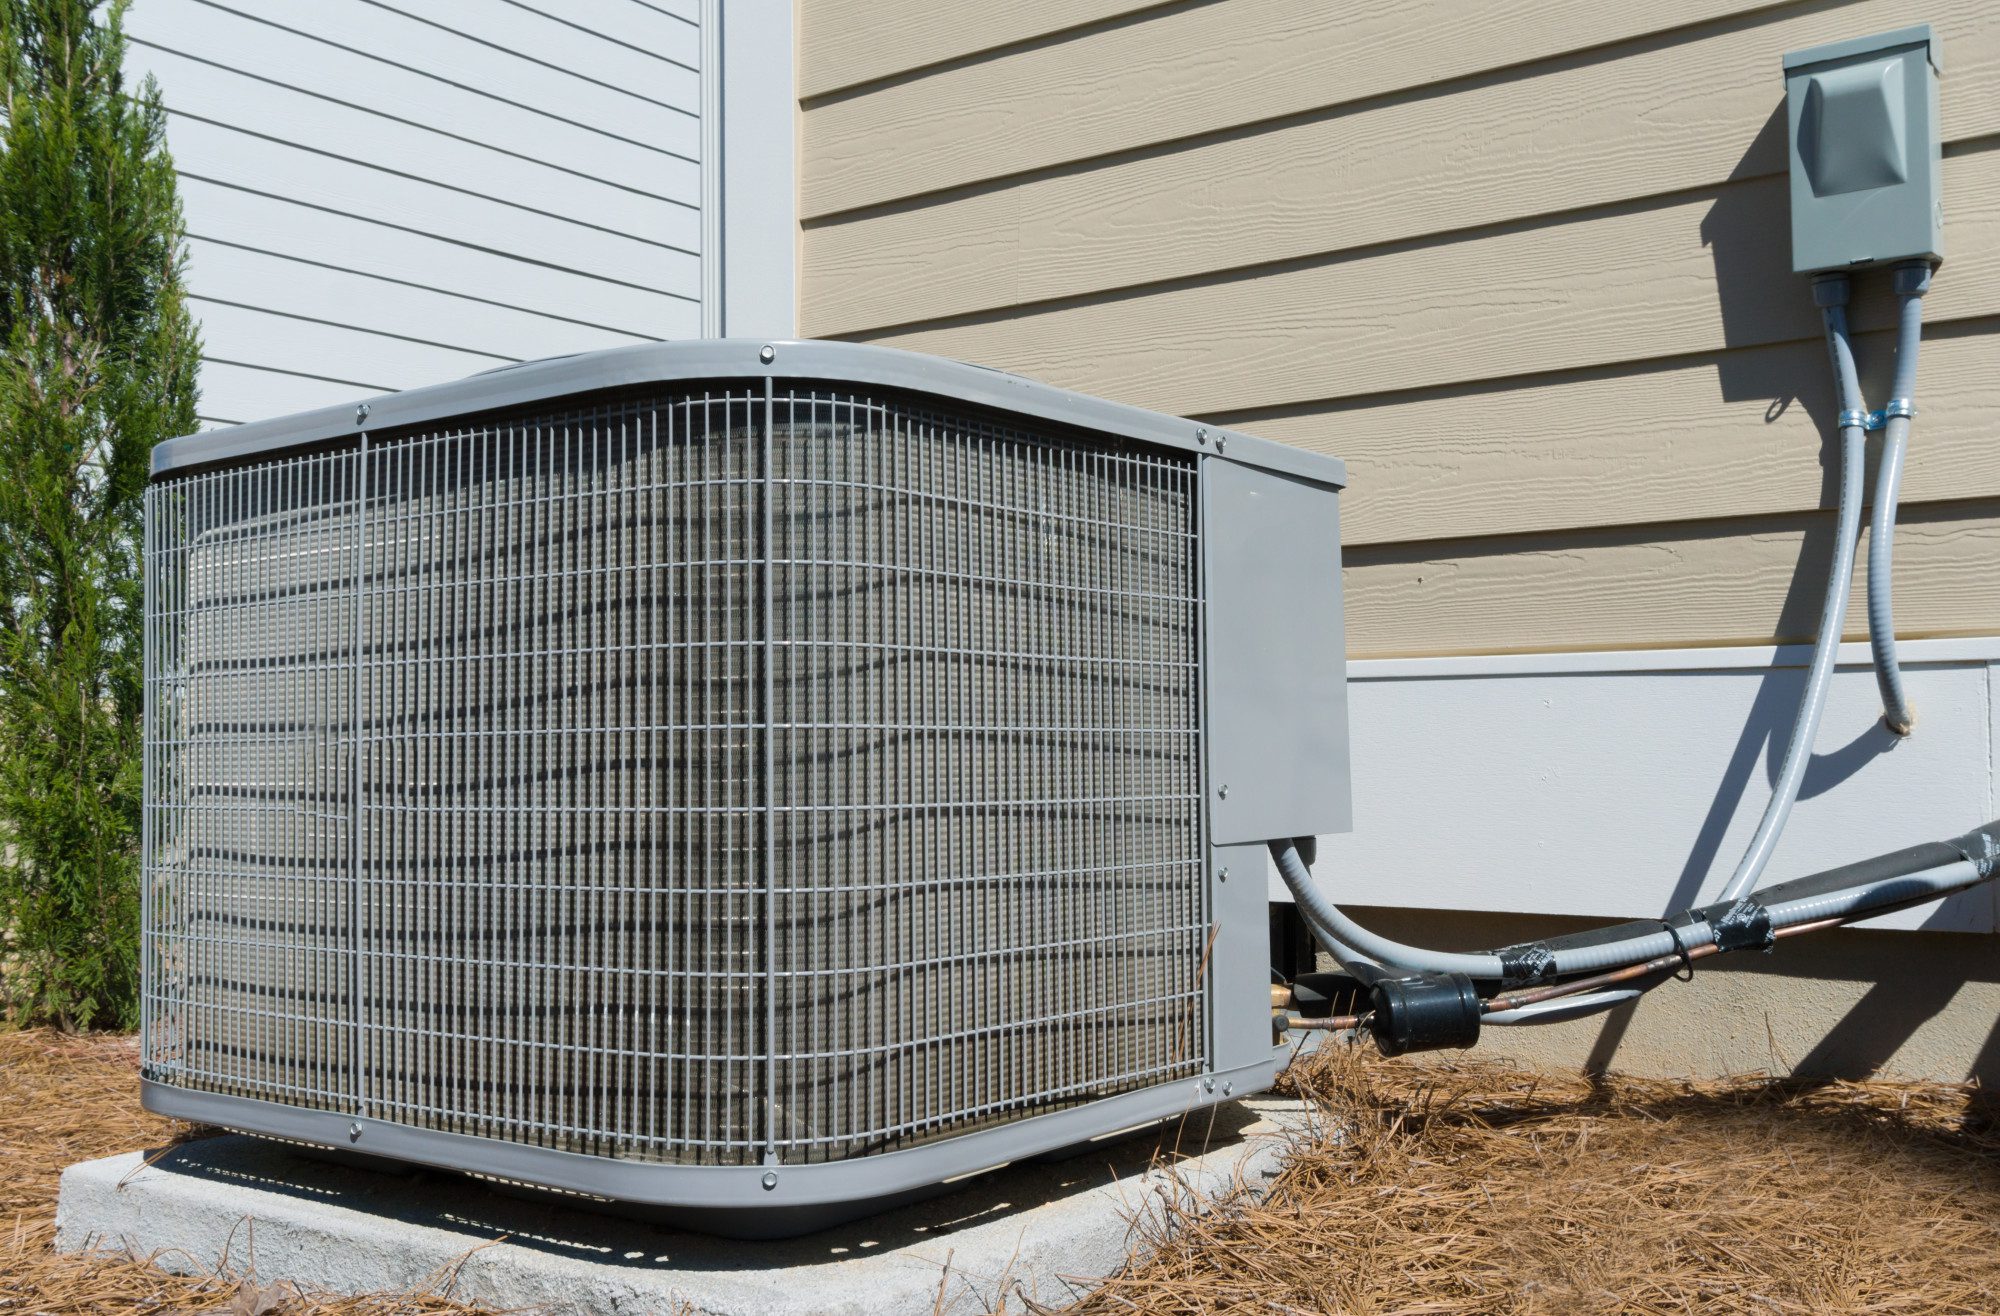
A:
[1076,1042,2000,1315]
[0,1028,490,1314]
[8,1030,2000,1313]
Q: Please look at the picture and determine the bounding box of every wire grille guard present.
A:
[141,383,1209,1169]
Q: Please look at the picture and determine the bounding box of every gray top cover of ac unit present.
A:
[152,339,1345,489]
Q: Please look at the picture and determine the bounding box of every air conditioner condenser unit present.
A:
[138,340,1349,1236]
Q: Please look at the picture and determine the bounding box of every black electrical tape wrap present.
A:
[1519,915,1681,958]
[1495,943,1557,986]
[1746,840,1959,906]
[1951,821,2000,880]
[1705,898,1774,953]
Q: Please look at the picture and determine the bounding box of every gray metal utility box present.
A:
[1784,24,1943,274]
[137,340,1348,1235]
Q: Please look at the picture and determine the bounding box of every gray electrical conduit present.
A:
[1304,286,1873,951]
[1488,859,1985,1024]
[1443,281,1936,1016]
[1274,838,1725,980]
[1274,837,1694,981]
[1272,839,1505,979]
[1711,282,1871,906]
[1272,827,1998,989]
[1867,261,1932,737]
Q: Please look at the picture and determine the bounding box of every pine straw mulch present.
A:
[8,1030,2000,1315]
[0,1028,491,1314]
[1073,1041,2000,1315]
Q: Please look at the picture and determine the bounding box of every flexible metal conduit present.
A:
[1273,821,2000,990]
[1706,278,1871,906]
[1483,859,1985,1026]
[1868,261,1932,737]
[1272,839,1503,980]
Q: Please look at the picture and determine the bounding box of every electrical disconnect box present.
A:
[1784,24,1942,274]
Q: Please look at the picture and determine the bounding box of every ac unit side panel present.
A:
[1207,840,1293,1075]
[1201,457,1352,847]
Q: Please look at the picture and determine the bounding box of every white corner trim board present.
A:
[1283,637,2000,934]
[716,0,798,338]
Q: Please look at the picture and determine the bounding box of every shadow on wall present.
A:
[1572,108,1993,1085]
[1580,927,2000,1095]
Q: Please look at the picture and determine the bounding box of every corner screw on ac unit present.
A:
[1218,867,1229,883]
[1222,1081,1233,1096]
[348,1122,363,1142]
[1217,784,1229,800]
[1204,1077,1215,1093]
[1213,434,1227,453]
[1195,427,1208,444]
[761,1171,779,1191]
[759,344,776,364]
[355,403,369,425]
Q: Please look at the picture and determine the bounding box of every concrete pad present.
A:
[57,1097,1310,1315]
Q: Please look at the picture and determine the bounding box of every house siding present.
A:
[798,0,2000,660]
[796,0,2000,1080]
[129,0,705,426]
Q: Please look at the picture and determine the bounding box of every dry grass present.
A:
[1076,1042,2000,1314]
[0,1028,490,1313]
[9,1029,2000,1314]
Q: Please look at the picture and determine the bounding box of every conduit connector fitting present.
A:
[1811,271,1852,308]
[1892,260,1935,298]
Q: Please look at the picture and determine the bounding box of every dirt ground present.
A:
[6,1028,2000,1314]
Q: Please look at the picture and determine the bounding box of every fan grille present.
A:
[141,385,1206,1165]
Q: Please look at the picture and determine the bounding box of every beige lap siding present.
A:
[802,0,1999,332]
[1345,502,2000,658]
[1231,325,2000,547]
[800,0,1803,216]
[798,0,2000,662]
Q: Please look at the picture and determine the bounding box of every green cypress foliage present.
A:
[0,0,199,1028]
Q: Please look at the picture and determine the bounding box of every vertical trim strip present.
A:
[350,431,368,1117]
[700,0,724,337]
[761,376,778,1161]
[1194,453,1214,1072]
[715,0,798,337]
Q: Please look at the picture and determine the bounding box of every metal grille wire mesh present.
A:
[142,385,1206,1167]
